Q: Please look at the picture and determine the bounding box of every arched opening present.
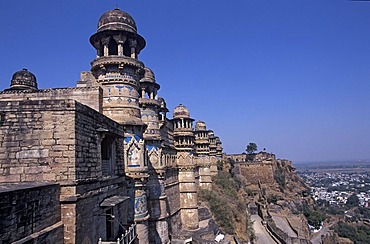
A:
[108,38,118,55]
[98,45,104,57]
[144,88,150,99]
[123,41,131,57]
[101,136,116,175]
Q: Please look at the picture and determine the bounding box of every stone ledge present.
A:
[12,221,63,244]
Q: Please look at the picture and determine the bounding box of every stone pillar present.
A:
[148,175,170,243]
[114,35,126,56]
[209,157,219,176]
[199,163,212,190]
[178,164,199,230]
[129,39,137,59]
[118,43,123,56]
[124,133,150,243]
[101,37,111,57]
[94,41,102,58]
[133,181,150,243]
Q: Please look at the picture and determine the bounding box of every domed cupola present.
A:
[195,120,207,131]
[173,104,191,119]
[8,68,38,91]
[140,67,156,83]
[90,8,145,65]
[97,8,137,33]
[140,67,160,101]
[172,104,195,151]
[139,67,162,139]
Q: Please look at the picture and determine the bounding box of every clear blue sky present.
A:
[1,0,369,163]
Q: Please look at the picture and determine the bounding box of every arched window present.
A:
[123,41,131,57]
[108,38,118,55]
[101,137,116,175]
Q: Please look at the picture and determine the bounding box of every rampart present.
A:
[0,182,63,243]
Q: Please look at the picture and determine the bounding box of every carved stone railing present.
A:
[139,98,161,107]
[98,224,137,244]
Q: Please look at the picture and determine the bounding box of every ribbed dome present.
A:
[9,68,37,91]
[195,120,207,131]
[173,104,190,118]
[97,8,137,33]
[140,67,156,83]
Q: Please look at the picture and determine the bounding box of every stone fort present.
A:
[0,8,223,244]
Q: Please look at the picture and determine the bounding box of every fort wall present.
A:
[240,163,275,184]
[0,182,63,243]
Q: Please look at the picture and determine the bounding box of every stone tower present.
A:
[194,121,212,190]
[208,130,220,175]
[173,105,199,230]
[89,8,146,124]
[89,8,150,243]
[139,67,170,243]
[194,121,210,156]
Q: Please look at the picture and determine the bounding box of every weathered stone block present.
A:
[16,149,49,159]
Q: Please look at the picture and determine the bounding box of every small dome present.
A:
[140,67,156,83]
[97,8,137,33]
[9,68,37,91]
[195,120,207,131]
[173,104,190,118]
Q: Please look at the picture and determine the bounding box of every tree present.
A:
[346,193,360,208]
[246,143,258,154]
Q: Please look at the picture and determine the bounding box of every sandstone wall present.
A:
[0,99,77,183]
[224,153,248,162]
[164,167,182,233]
[0,182,63,243]
[0,98,130,243]
[0,87,102,113]
[240,163,275,184]
[74,102,124,181]
[70,178,128,244]
[160,119,175,149]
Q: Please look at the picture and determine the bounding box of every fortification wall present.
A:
[164,167,182,233]
[0,99,124,184]
[0,87,102,113]
[0,98,129,243]
[0,182,63,243]
[240,163,275,184]
[74,102,124,181]
[0,99,78,183]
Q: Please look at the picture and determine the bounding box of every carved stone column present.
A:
[114,35,126,56]
[129,39,137,59]
[133,180,150,243]
[101,36,111,56]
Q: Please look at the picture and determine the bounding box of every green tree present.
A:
[246,142,258,154]
[346,193,360,208]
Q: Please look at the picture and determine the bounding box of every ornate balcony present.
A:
[139,98,161,107]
